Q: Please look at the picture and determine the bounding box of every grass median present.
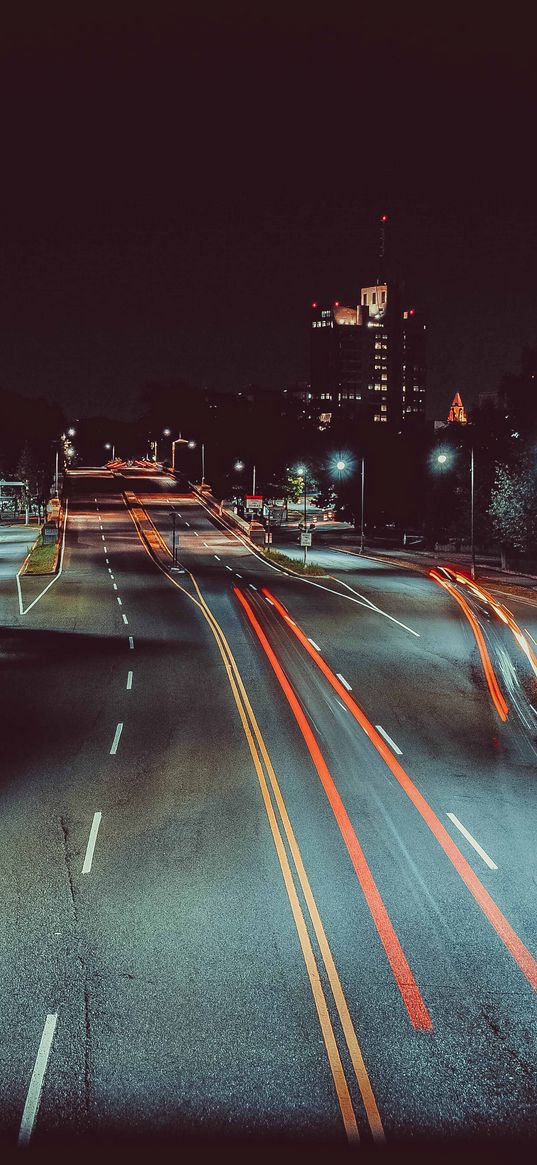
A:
[259,547,326,576]
[23,537,59,575]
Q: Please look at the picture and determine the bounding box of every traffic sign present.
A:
[300,532,312,547]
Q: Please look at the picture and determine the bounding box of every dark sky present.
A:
[1,1,536,421]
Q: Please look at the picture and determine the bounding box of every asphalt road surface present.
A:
[1,467,536,1160]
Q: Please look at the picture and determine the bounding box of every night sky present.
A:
[1,2,536,422]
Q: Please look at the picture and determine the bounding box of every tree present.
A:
[488,456,537,554]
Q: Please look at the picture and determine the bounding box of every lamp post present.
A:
[172,435,189,471]
[296,464,309,565]
[435,446,476,580]
[336,457,365,552]
[201,442,205,486]
[105,442,115,461]
[234,460,256,496]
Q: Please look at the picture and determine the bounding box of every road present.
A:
[0,467,536,1158]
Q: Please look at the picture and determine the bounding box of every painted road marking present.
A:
[375,725,403,756]
[447,814,498,870]
[204,541,209,547]
[335,578,420,638]
[18,1014,58,1146]
[103,546,107,553]
[108,568,113,575]
[116,596,122,605]
[249,584,257,590]
[126,670,133,690]
[308,638,321,652]
[16,501,69,617]
[236,573,242,578]
[185,521,190,527]
[128,636,134,649]
[214,555,220,561]
[110,723,123,754]
[225,565,233,572]
[82,812,102,874]
[525,627,537,648]
[194,531,199,536]
[99,524,103,530]
[337,673,352,691]
[264,596,274,605]
[101,534,105,541]
[113,583,118,590]
[122,613,129,625]
[105,558,109,564]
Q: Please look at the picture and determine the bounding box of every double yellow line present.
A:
[125,495,384,1144]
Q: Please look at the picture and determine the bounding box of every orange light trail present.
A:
[234,587,433,1031]
[260,586,537,996]
[430,571,508,721]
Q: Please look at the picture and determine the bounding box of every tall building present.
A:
[309,281,426,428]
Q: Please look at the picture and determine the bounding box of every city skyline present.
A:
[0,4,535,421]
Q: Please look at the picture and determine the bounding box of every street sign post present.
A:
[245,495,263,513]
[300,529,312,564]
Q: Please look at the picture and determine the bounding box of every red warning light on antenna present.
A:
[409,308,415,315]
[334,301,340,307]
[380,214,388,222]
[311,302,318,308]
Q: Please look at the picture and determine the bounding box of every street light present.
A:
[171,435,190,471]
[104,442,115,461]
[335,457,365,551]
[234,460,256,493]
[295,464,309,564]
[435,447,476,579]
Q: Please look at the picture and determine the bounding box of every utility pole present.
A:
[201,443,205,486]
[55,450,59,497]
[252,464,256,496]
[359,456,365,553]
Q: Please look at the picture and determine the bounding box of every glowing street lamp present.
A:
[434,446,476,579]
[104,442,115,460]
[335,457,365,552]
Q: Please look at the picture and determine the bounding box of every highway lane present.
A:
[1,469,536,1150]
[137,477,537,1139]
[1,479,366,1146]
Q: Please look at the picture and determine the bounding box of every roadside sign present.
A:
[264,531,273,545]
[245,494,263,512]
[300,532,312,547]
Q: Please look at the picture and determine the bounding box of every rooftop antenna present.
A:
[378,213,388,284]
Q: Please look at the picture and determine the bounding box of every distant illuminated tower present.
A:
[447,392,468,424]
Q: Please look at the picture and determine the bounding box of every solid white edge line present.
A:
[18,1013,58,1146]
[110,722,123,754]
[335,578,420,637]
[308,638,321,652]
[336,673,352,691]
[128,636,134,649]
[126,670,133,690]
[447,813,498,869]
[82,811,102,874]
[18,500,70,617]
[375,724,403,756]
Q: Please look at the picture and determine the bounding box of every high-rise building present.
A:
[309,281,426,428]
